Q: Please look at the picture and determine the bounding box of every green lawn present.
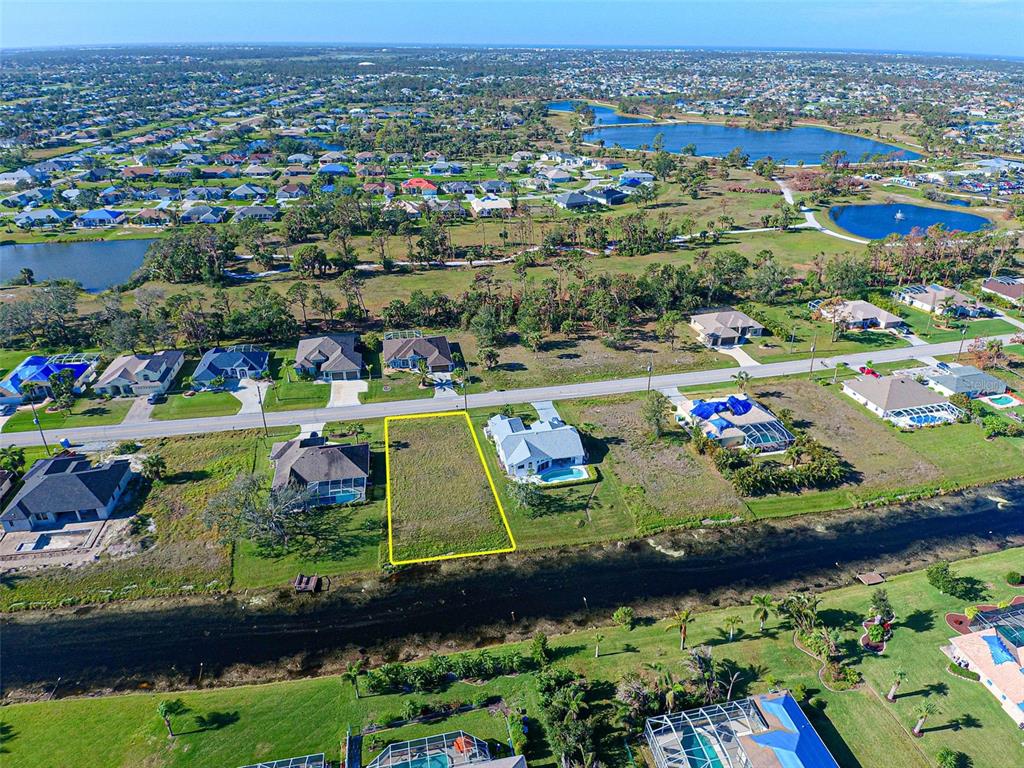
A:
[359,351,436,403]
[261,348,331,412]
[1,392,131,433]
[6,547,1024,768]
[386,412,513,563]
[899,309,1018,345]
[150,391,242,421]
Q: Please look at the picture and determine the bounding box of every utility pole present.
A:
[256,382,269,438]
[956,327,968,362]
[27,387,51,455]
[646,356,654,392]
[808,334,818,378]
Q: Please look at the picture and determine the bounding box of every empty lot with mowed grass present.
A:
[385,412,514,564]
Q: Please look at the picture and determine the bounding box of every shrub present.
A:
[867,623,886,644]
[613,605,636,630]
[947,662,980,681]
[1007,570,1022,586]
[531,632,552,667]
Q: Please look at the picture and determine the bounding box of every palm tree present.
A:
[731,371,751,393]
[344,660,364,699]
[887,669,907,702]
[140,454,167,481]
[912,701,938,737]
[416,358,431,388]
[723,615,742,641]
[751,594,774,632]
[594,632,604,658]
[665,609,694,650]
[157,699,187,738]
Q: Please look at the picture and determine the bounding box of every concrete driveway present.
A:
[233,378,272,414]
[717,345,760,367]
[122,397,155,424]
[431,372,458,398]
[328,379,367,407]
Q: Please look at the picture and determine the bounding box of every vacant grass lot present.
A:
[262,348,331,412]
[359,351,436,404]
[6,548,1023,768]
[386,412,513,563]
[899,309,1018,344]
[1,392,131,433]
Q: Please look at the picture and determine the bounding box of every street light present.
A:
[956,326,968,362]
[255,380,271,437]
[645,355,654,392]
[27,385,51,456]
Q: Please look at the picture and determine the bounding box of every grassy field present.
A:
[360,351,437,403]
[5,547,1024,768]
[899,309,1019,345]
[1,392,131,433]
[385,412,514,563]
[262,348,331,413]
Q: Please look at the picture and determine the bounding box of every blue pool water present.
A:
[983,633,1016,665]
[910,414,944,426]
[829,203,991,239]
[989,395,1017,407]
[581,122,919,164]
[538,466,588,484]
[406,755,450,768]
[548,101,651,125]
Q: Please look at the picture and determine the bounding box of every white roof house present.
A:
[485,413,585,479]
[469,195,512,217]
[811,299,904,330]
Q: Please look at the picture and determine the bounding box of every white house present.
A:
[485,413,586,479]
[842,375,963,428]
[93,351,185,397]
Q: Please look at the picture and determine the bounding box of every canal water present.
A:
[828,203,991,239]
[0,238,153,292]
[3,480,1023,693]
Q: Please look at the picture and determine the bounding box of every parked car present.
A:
[0,404,16,416]
[147,392,167,405]
[858,366,881,378]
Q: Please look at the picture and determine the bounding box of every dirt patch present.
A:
[582,397,747,533]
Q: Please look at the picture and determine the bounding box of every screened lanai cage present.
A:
[645,699,768,768]
[887,400,963,429]
[366,731,490,768]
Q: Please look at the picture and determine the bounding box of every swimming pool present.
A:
[910,414,944,426]
[988,395,1018,407]
[679,730,725,768]
[538,466,588,484]
[406,755,451,768]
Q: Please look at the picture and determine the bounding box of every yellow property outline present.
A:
[384,410,517,565]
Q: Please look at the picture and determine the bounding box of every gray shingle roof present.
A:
[295,334,362,375]
[1,454,132,522]
[270,437,370,489]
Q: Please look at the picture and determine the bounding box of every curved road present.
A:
[2,332,1017,448]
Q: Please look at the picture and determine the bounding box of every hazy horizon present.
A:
[3,0,1022,58]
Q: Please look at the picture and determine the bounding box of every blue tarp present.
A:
[690,399,730,420]
[727,395,753,415]
[0,355,92,398]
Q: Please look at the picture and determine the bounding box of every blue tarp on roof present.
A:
[727,395,753,415]
[750,694,839,768]
[690,399,731,420]
[0,355,92,397]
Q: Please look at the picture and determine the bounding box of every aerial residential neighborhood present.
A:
[1,2,1023,768]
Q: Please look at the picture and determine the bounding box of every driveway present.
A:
[233,378,272,414]
[328,379,367,407]
[431,372,458,398]
[122,397,155,425]
[717,345,761,367]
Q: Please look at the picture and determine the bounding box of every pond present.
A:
[828,203,991,239]
[547,100,651,126]
[4,478,1023,693]
[0,238,154,292]
[582,122,920,165]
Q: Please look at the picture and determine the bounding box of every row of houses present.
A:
[13,204,279,229]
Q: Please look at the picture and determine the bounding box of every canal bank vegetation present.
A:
[3,547,1024,768]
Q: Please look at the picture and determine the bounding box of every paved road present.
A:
[2,334,1014,448]
[775,178,870,245]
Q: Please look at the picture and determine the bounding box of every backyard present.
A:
[385,412,514,563]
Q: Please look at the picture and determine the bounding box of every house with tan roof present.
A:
[892,284,990,317]
[981,276,1024,307]
[382,330,454,373]
[94,350,184,397]
[270,435,370,506]
[294,334,363,381]
[810,299,904,330]
[689,309,765,348]
[948,603,1024,727]
[842,374,963,428]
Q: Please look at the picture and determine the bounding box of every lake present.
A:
[829,203,991,239]
[548,100,651,126]
[0,238,154,292]
[582,122,920,164]
[4,478,1022,693]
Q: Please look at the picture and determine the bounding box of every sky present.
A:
[2,0,1022,57]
